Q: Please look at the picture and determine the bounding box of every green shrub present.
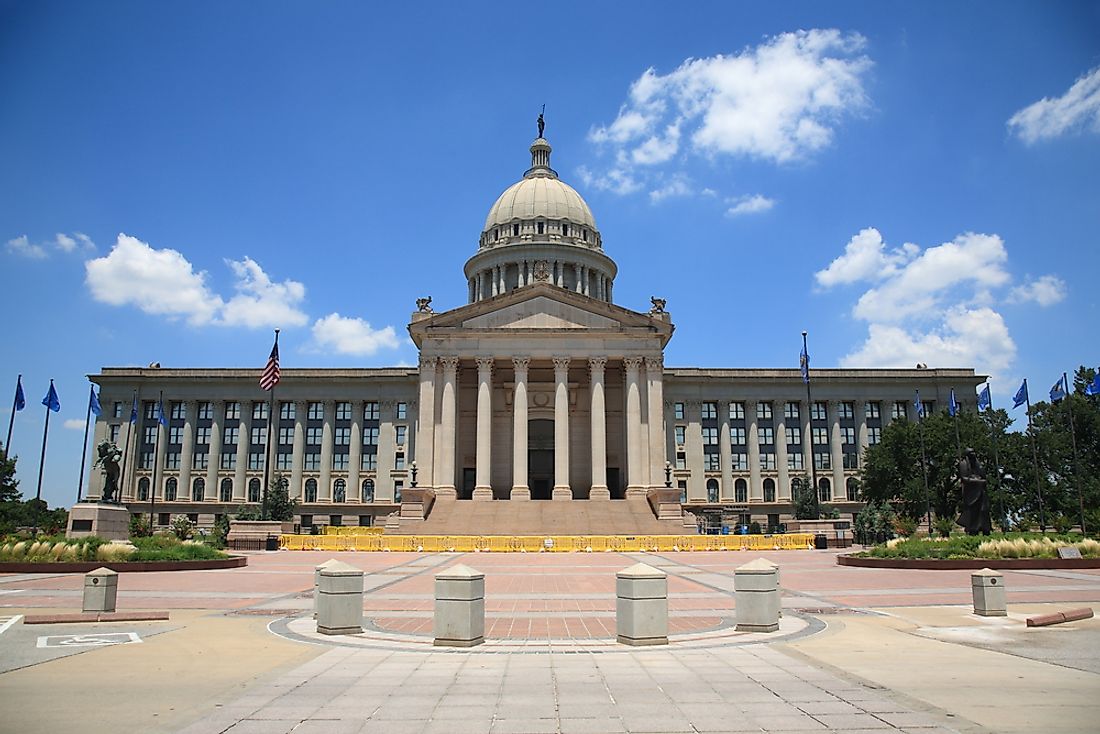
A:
[170,515,195,541]
[934,516,955,538]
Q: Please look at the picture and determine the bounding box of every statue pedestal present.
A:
[67,503,130,541]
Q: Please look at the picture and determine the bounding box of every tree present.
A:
[0,443,18,504]
[0,442,69,535]
[262,474,297,522]
[791,473,819,520]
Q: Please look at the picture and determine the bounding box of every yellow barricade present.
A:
[322,526,385,536]
[279,533,816,552]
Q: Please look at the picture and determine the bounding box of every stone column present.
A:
[645,356,664,489]
[719,399,733,501]
[468,277,475,303]
[776,407,790,501]
[589,357,609,500]
[858,403,870,453]
[377,400,395,501]
[234,405,251,501]
[348,401,362,502]
[437,357,459,497]
[491,266,498,296]
[623,357,644,496]
[291,400,307,499]
[473,357,494,500]
[829,401,844,502]
[417,356,437,489]
[553,357,571,499]
[511,357,530,500]
[154,420,168,500]
[179,400,197,501]
[319,400,335,501]
[747,401,762,501]
[499,265,505,294]
[574,263,582,292]
[205,400,223,501]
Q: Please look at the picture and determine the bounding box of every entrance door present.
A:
[528,419,554,500]
[460,468,475,500]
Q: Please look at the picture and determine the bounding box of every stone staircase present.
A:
[390,496,690,536]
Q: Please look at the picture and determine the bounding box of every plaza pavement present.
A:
[0,548,1098,733]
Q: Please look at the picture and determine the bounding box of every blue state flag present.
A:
[1087,373,1100,397]
[41,381,60,412]
[13,376,25,412]
[977,385,991,411]
[1049,378,1066,403]
[799,344,809,384]
[913,390,925,418]
[156,399,169,427]
[129,395,138,424]
[88,385,102,417]
[1013,379,1028,409]
[948,388,959,417]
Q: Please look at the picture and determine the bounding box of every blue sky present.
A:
[2,1,1098,509]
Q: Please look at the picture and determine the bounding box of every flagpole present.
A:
[4,374,20,459]
[261,329,280,521]
[951,387,962,459]
[1063,373,1085,533]
[35,380,56,504]
[76,386,94,504]
[801,331,818,511]
[118,390,137,506]
[1023,380,1046,533]
[984,380,1004,528]
[148,390,163,532]
[916,391,932,536]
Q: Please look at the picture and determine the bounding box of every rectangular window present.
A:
[192,453,208,470]
[893,401,908,420]
[731,453,748,471]
[701,402,717,420]
[921,401,934,416]
[675,451,686,470]
[278,427,294,445]
[838,402,854,420]
[814,453,831,470]
[395,425,407,445]
[144,401,156,420]
[113,401,123,419]
[225,402,240,420]
[164,453,180,469]
[730,427,746,445]
[787,453,804,470]
[195,426,211,444]
[394,452,405,470]
[363,427,379,445]
[220,453,237,470]
[171,402,185,420]
[729,402,744,420]
[843,452,860,470]
[250,426,267,445]
[757,427,774,445]
[308,402,324,421]
[673,402,684,420]
[812,427,829,446]
[252,402,268,421]
[332,454,349,471]
[760,453,776,471]
[757,402,772,421]
[704,453,721,471]
[674,425,686,445]
[223,427,239,445]
[868,426,882,445]
[248,453,264,470]
[143,426,157,444]
[335,402,352,421]
[306,427,324,445]
[811,402,827,421]
[168,426,183,444]
[396,402,407,420]
[865,401,880,420]
[141,452,155,469]
[701,427,718,445]
[784,402,800,420]
[334,427,351,446]
[364,401,379,420]
[280,402,295,421]
[198,402,212,420]
[785,426,801,445]
[361,453,377,471]
[841,427,856,445]
[276,454,292,471]
[109,424,121,442]
[303,454,321,471]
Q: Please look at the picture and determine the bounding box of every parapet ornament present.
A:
[649,296,666,315]
[416,296,433,313]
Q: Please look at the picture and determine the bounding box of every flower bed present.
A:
[837,533,1100,569]
[0,534,230,564]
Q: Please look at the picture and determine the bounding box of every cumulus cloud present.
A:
[220,257,308,328]
[1008,66,1100,143]
[63,419,86,431]
[6,235,47,259]
[815,228,919,287]
[586,29,871,197]
[725,194,775,217]
[6,231,93,258]
[311,313,400,357]
[649,176,693,204]
[1008,275,1067,306]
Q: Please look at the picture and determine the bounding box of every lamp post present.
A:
[664,461,672,488]
[410,461,418,488]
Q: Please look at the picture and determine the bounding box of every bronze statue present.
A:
[537,105,545,138]
[94,440,123,503]
[649,296,667,314]
[956,448,992,535]
[416,296,433,313]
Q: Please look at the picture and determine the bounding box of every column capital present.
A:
[552,356,571,372]
[475,356,495,373]
[588,356,607,375]
[644,355,663,370]
[439,356,461,371]
[324,399,336,408]
[623,356,644,372]
[419,355,437,370]
[512,356,530,373]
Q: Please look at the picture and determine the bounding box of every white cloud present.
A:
[649,176,693,203]
[725,194,775,217]
[586,29,871,197]
[220,257,309,328]
[85,234,224,325]
[6,235,47,259]
[1008,66,1100,143]
[63,419,87,431]
[577,165,643,195]
[311,313,400,357]
[814,228,919,287]
[55,233,77,252]
[1008,275,1067,306]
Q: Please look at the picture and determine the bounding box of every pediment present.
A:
[463,295,619,329]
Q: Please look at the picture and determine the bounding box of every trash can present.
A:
[265,536,279,551]
[813,534,829,550]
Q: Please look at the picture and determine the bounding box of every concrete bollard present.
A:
[735,559,780,632]
[83,567,118,613]
[316,561,364,635]
[616,563,668,646]
[971,568,1007,617]
[434,564,485,647]
[314,559,342,619]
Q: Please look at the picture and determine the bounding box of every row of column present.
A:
[469,262,612,302]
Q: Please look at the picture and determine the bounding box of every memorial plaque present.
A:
[1057,546,1082,560]
[70,519,93,532]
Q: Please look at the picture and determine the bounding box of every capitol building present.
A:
[89,133,980,534]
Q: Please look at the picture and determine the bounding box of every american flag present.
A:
[260,332,280,391]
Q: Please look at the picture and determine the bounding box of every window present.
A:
[704,453,721,471]
[840,427,856,445]
[308,402,324,421]
[396,402,407,420]
[304,478,318,503]
[561,222,570,236]
[394,481,403,503]
[248,478,261,503]
[109,424,120,442]
[706,479,719,503]
[868,427,882,445]
[701,402,717,420]
[330,514,342,527]
[335,402,351,420]
[361,453,377,471]
[198,402,212,420]
[220,453,236,470]
[673,402,684,420]
[394,452,405,470]
[250,426,267,445]
[113,401,123,419]
[812,427,829,446]
[220,478,233,502]
[332,454,348,470]
[157,513,170,527]
[785,427,801,445]
[818,478,832,503]
[306,427,323,445]
[784,402,800,420]
[195,427,211,444]
[729,402,745,420]
[675,451,686,470]
[193,453,208,470]
[865,402,880,419]
[843,452,860,470]
[363,427,379,445]
[278,427,294,444]
[811,402,827,421]
[730,427,746,445]
[701,427,718,445]
[171,402,185,420]
[144,401,157,420]
[582,228,588,242]
[280,402,296,420]
[223,427,239,445]
[276,454,292,471]
[757,402,772,420]
[225,402,240,420]
[141,452,155,470]
[734,478,748,503]
[333,479,346,503]
[143,426,158,444]
[513,223,520,236]
[814,453,831,470]
[138,477,150,501]
[678,481,687,504]
[192,477,204,501]
[248,453,264,470]
[361,479,375,502]
[892,401,908,420]
[731,453,748,471]
[364,402,379,420]
[838,402,854,420]
[674,425,686,445]
[394,425,407,445]
[252,402,268,421]
[164,453,180,469]
[847,477,860,501]
[760,453,776,471]
[787,453,804,470]
[921,401,934,416]
[763,478,776,503]
[334,427,351,446]
[757,427,774,445]
[165,478,177,501]
[303,454,321,471]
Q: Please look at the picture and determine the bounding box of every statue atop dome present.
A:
[537,105,545,139]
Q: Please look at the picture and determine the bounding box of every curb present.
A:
[837,554,1100,570]
[0,556,248,573]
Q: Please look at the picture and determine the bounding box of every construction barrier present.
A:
[279,533,817,553]
[322,526,386,536]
